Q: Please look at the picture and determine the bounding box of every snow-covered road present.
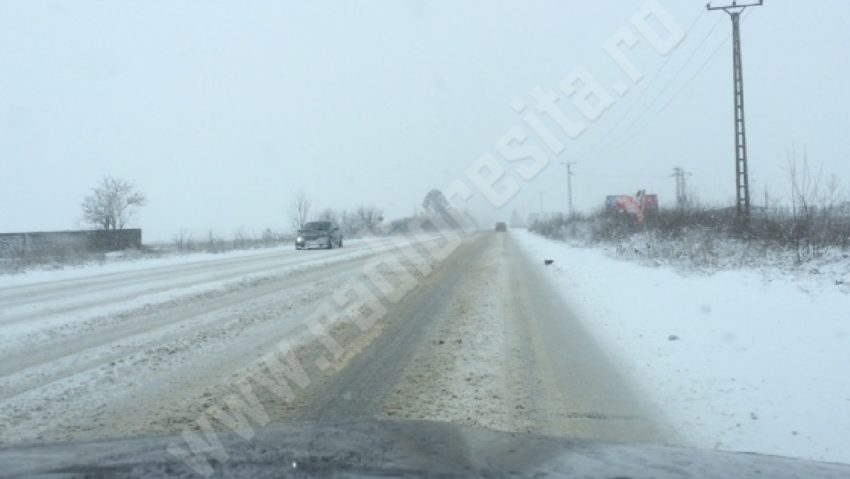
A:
[0,231,670,453]
[3,229,843,470]
[0,237,446,443]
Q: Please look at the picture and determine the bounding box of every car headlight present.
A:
[296,236,303,242]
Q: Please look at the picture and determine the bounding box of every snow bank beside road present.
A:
[515,230,850,465]
[0,237,378,288]
[0,244,291,288]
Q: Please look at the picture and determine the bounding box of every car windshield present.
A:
[1,1,849,477]
[302,222,331,231]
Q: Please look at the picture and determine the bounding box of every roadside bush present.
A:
[172,229,293,254]
[529,206,850,267]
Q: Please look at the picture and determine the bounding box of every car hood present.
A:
[1,418,848,478]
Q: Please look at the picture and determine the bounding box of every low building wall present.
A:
[0,229,142,259]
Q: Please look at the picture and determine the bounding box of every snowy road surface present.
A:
[0,231,674,450]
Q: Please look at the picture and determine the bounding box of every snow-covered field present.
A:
[515,229,850,465]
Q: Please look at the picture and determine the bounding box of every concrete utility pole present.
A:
[708,0,763,222]
[671,167,691,210]
[560,162,575,217]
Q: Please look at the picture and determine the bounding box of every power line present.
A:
[611,27,732,150]
[572,172,669,179]
[574,7,707,164]
[611,7,754,152]
[602,14,726,150]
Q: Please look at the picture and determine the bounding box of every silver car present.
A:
[295,221,343,250]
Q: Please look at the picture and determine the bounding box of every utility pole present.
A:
[671,167,691,210]
[560,162,575,217]
[708,0,762,222]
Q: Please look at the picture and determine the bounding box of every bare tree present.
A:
[422,189,450,217]
[173,229,189,251]
[232,227,247,249]
[821,174,842,214]
[338,209,356,235]
[81,176,147,230]
[317,208,338,224]
[288,190,313,231]
[261,228,278,247]
[788,147,821,219]
[787,146,823,261]
[354,205,384,233]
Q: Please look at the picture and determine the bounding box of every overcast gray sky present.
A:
[2,1,848,240]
